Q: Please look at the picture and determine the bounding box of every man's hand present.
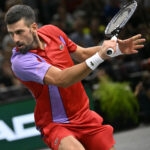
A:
[118,34,146,54]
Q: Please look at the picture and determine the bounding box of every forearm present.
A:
[83,46,102,58]
[44,39,121,87]
[44,62,92,87]
[72,45,101,62]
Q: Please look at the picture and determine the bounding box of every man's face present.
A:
[7,18,36,54]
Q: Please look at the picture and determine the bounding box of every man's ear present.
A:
[31,22,38,31]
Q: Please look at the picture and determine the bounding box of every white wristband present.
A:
[109,43,123,57]
[85,52,104,70]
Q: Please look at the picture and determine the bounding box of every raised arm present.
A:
[44,39,116,87]
[71,34,145,62]
[44,34,145,87]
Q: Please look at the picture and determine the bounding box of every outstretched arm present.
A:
[44,39,116,87]
[44,34,146,87]
[71,34,146,62]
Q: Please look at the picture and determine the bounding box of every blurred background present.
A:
[0,0,150,149]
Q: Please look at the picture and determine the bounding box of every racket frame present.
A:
[105,0,137,38]
[104,0,138,56]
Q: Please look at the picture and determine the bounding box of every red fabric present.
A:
[19,25,89,128]
[42,110,115,150]
[13,25,115,149]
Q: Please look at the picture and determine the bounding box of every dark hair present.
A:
[5,4,36,26]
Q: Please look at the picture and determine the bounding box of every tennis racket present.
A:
[105,0,138,56]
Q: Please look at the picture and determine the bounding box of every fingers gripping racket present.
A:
[105,0,138,56]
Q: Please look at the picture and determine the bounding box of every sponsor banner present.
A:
[0,98,47,150]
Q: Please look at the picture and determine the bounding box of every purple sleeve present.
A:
[11,52,51,84]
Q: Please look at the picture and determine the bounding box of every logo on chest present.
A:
[59,44,64,50]
[59,36,66,50]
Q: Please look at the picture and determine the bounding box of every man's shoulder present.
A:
[38,24,62,35]
[11,50,36,64]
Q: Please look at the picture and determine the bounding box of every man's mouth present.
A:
[17,43,23,48]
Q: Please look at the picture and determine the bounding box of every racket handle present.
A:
[107,36,117,56]
[107,48,114,55]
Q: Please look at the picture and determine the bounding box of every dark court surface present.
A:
[114,124,150,150]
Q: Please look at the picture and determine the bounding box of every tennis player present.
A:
[4,4,145,150]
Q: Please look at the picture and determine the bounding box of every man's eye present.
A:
[16,30,23,34]
[16,31,21,34]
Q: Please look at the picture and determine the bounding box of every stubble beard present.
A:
[19,32,38,54]
[19,43,34,54]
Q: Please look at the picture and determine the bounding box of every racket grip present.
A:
[107,48,114,55]
[106,36,117,56]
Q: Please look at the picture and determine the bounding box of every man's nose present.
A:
[13,34,20,43]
